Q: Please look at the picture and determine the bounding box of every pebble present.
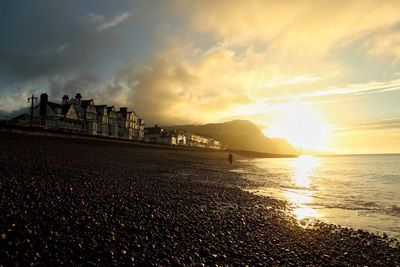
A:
[0,132,399,266]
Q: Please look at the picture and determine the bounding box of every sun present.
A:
[263,102,330,151]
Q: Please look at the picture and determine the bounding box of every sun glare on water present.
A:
[264,102,330,151]
[288,155,320,220]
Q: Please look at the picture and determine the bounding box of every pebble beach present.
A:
[1,132,399,266]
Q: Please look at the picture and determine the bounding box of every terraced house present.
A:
[107,106,119,137]
[95,105,109,137]
[17,93,145,140]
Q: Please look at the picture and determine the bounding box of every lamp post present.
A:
[27,94,38,127]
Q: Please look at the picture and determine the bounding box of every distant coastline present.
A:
[0,124,298,158]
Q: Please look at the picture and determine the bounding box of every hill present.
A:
[164,120,298,155]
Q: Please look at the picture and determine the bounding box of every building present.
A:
[143,126,222,149]
[8,92,223,149]
[137,119,145,140]
[185,133,210,148]
[96,105,109,136]
[76,95,98,135]
[144,125,164,143]
[117,107,129,139]
[116,107,145,140]
[127,110,137,140]
[11,92,145,140]
[107,106,119,137]
[32,93,83,132]
[169,129,186,145]
[160,131,177,145]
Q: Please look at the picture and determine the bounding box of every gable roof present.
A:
[62,104,72,115]
[64,103,81,117]
[47,102,63,114]
[127,110,137,117]
[46,102,76,116]
[81,99,95,109]
[47,102,62,110]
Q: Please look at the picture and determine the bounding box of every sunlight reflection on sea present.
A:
[236,154,400,240]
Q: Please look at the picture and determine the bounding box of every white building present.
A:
[143,126,222,149]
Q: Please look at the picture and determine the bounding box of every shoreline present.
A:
[236,156,400,241]
[246,187,400,241]
[1,132,399,265]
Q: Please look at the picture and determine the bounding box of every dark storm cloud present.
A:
[0,0,194,115]
[48,73,99,100]
[0,1,125,85]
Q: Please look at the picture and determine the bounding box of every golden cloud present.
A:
[98,0,400,132]
[364,31,400,62]
[100,47,254,124]
[185,0,400,60]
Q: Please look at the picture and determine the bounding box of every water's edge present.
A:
[232,155,400,240]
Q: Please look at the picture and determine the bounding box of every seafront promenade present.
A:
[1,132,399,265]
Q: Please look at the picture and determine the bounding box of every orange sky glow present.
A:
[1,0,400,154]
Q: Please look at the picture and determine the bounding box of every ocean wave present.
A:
[283,185,318,191]
[303,203,400,217]
[320,204,378,211]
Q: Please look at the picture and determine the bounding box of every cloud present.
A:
[0,86,35,113]
[335,118,400,132]
[308,78,400,97]
[1,0,400,132]
[87,13,105,23]
[261,72,341,89]
[364,30,400,62]
[185,0,400,60]
[97,12,131,31]
[48,73,99,100]
[0,1,118,85]
[258,77,400,105]
[203,40,233,55]
[98,48,253,124]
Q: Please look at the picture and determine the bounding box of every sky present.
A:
[1,0,400,154]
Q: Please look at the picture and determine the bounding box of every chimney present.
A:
[75,93,82,106]
[40,93,48,116]
[120,107,127,118]
[62,95,69,105]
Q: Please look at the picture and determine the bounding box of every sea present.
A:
[233,154,400,240]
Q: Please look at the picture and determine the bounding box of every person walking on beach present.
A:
[228,152,233,165]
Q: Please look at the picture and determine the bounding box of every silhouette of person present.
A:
[228,152,233,165]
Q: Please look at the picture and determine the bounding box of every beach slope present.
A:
[1,132,399,265]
